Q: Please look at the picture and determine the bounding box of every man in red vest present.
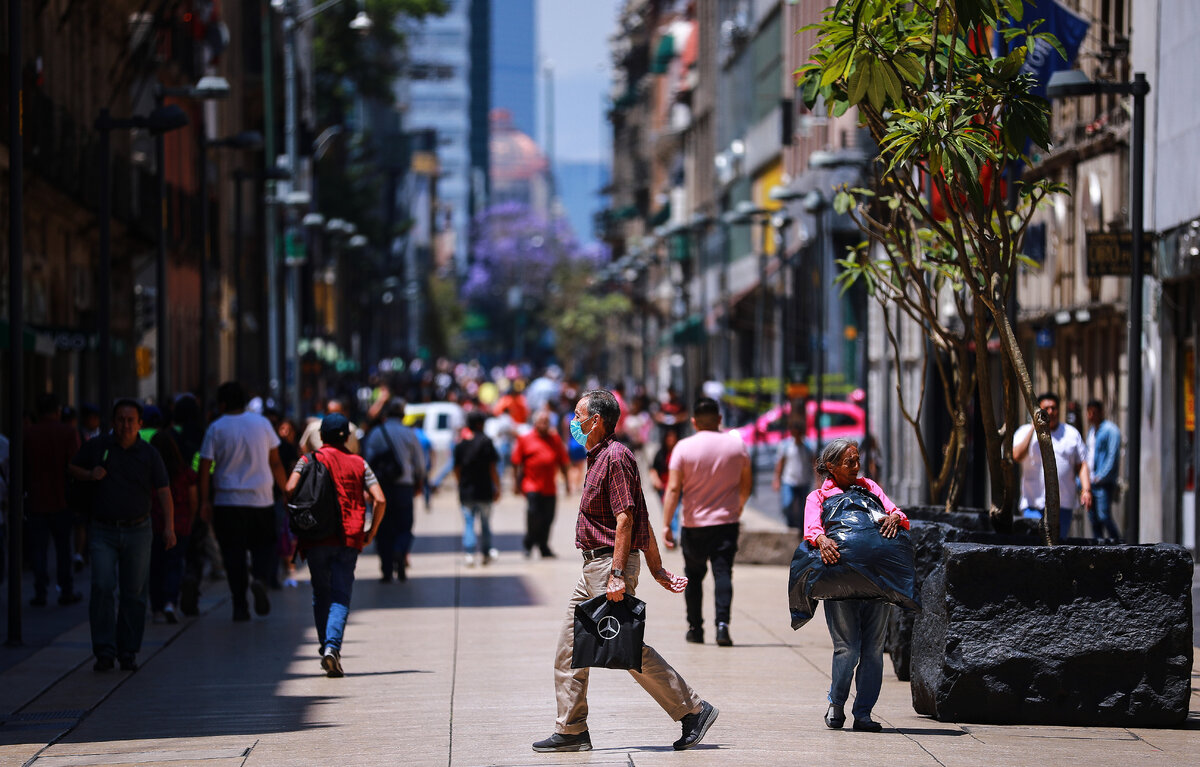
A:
[286,413,387,678]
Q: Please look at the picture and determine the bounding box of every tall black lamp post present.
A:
[198,130,263,410]
[1047,69,1150,543]
[95,104,190,426]
[155,76,230,407]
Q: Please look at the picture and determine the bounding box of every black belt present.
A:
[95,514,150,528]
[581,546,614,562]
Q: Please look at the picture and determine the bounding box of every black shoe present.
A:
[93,656,115,672]
[673,701,718,751]
[685,627,704,644]
[180,578,200,616]
[29,594,47,607]
[852,718,883,732]
[232,605,251,622]
[250,580,270,616]
[540,549,556,559]
[119,656,138,672]
[824,704,846,729]
[321,649,344,678]
[531,731,592,752]
[58,591,83,606]
[163,604,179,624]
[716,623,733,647]
[380,575,393,584]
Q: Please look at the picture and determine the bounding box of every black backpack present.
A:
[287,453,343,541]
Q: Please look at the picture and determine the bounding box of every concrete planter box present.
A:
[884,509,1040,681]
[911,542,1194,726]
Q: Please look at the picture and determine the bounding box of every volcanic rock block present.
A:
[886,520,1042,680]
[911,542,1194,726]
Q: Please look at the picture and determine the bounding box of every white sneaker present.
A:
[464,553,477,567]
[487,548,500,560]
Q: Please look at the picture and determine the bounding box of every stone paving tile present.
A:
[0,484,1196,767]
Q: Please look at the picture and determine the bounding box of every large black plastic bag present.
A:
[788,485,920,629]
[572,594,646,672]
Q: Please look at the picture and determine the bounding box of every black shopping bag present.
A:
[572,594,646,672]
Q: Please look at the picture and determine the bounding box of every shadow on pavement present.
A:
[410,533,524,554]
[368,574,541,609]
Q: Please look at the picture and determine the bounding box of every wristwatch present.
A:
[610,569,626,579]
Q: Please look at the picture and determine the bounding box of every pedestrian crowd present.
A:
[0,369,1124,753]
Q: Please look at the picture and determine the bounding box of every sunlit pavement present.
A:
[0,481,1197,767]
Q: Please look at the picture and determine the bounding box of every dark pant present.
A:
[374,484,415,579]
[149,532,190,611]
[212,505,276,610]
[680,522,740,629]
[523,492,557,555]
[89,518,152,660]
[30,509,75,597]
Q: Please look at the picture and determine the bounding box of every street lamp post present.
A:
[95,106,190,424]
[1047,69,1151,543]
[156,76,229,407]
[274,0,373,418]
[199,131,262,410]
[7,0,23,645]
[803,190,830,450]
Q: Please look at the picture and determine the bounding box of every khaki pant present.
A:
[554,551,701,734]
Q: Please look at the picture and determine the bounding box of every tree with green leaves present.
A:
[798,0,1072,543]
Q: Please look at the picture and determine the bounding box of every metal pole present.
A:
[198,135,209,411]
[7,0,25,645]
[155,92,170,408]
[815,201,827,450]
[98,113,112,424]
[754,221,767,474]
[283,7,301,419]
[233,171,245,381]
[1125,72,1149,543]
[262,0,281,407]
[776,223,788,416]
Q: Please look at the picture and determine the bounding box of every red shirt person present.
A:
[24,393,82,606]
[512,409,569,558]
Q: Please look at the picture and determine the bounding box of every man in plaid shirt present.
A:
[533,389,718,754]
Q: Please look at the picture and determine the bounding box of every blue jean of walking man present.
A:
[89,518,153,664]
[307,545,360,656]
[462,502,493,558]
[824,599,888,723]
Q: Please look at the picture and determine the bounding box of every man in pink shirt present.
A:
[660,397,752,646]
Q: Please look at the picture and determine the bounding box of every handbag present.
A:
[571,594,646,672]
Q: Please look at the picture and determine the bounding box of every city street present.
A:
[0,485,1196,767]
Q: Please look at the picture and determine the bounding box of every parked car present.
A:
[735,400,865,452]
[403,401,466,469]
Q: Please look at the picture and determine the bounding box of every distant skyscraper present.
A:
[555,161,610,243]
[396,0,491,274]
[490,0,537,139]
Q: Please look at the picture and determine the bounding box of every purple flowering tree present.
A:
[466,202,611,362]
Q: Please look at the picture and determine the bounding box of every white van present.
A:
[403,402,466,468]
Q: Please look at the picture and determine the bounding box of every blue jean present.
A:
[150,532,189,611]
[1023,507,1073,541]
[780,484,808,529]
[29,509,76,597]
[89,518,153,660]
[461,502,492,553]
[1089,484,1122,539]
[824,599,888,721]
[307,545,359,654]
[375,484,415,578]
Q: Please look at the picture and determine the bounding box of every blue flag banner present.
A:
[1016,0,1091,98]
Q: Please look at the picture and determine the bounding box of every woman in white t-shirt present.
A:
[773,420,813,529]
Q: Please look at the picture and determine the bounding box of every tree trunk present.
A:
[972,297,1011,532]
[990,298,1059,545]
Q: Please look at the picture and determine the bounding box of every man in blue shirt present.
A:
[1085,400,1123,540]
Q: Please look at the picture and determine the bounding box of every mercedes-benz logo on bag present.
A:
[598,615,621,640]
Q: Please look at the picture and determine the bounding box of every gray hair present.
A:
[580,389,620,434]
[815,438,859,479]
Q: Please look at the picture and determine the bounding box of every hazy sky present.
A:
[536,0,619,164]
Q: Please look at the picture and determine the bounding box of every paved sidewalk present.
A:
[0,486,1196,767]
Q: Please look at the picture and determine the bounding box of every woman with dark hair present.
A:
[804,438,909,733]
[149,430,197,624]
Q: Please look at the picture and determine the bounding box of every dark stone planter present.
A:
[885,513,1040,680]
[911,542,1195,727]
